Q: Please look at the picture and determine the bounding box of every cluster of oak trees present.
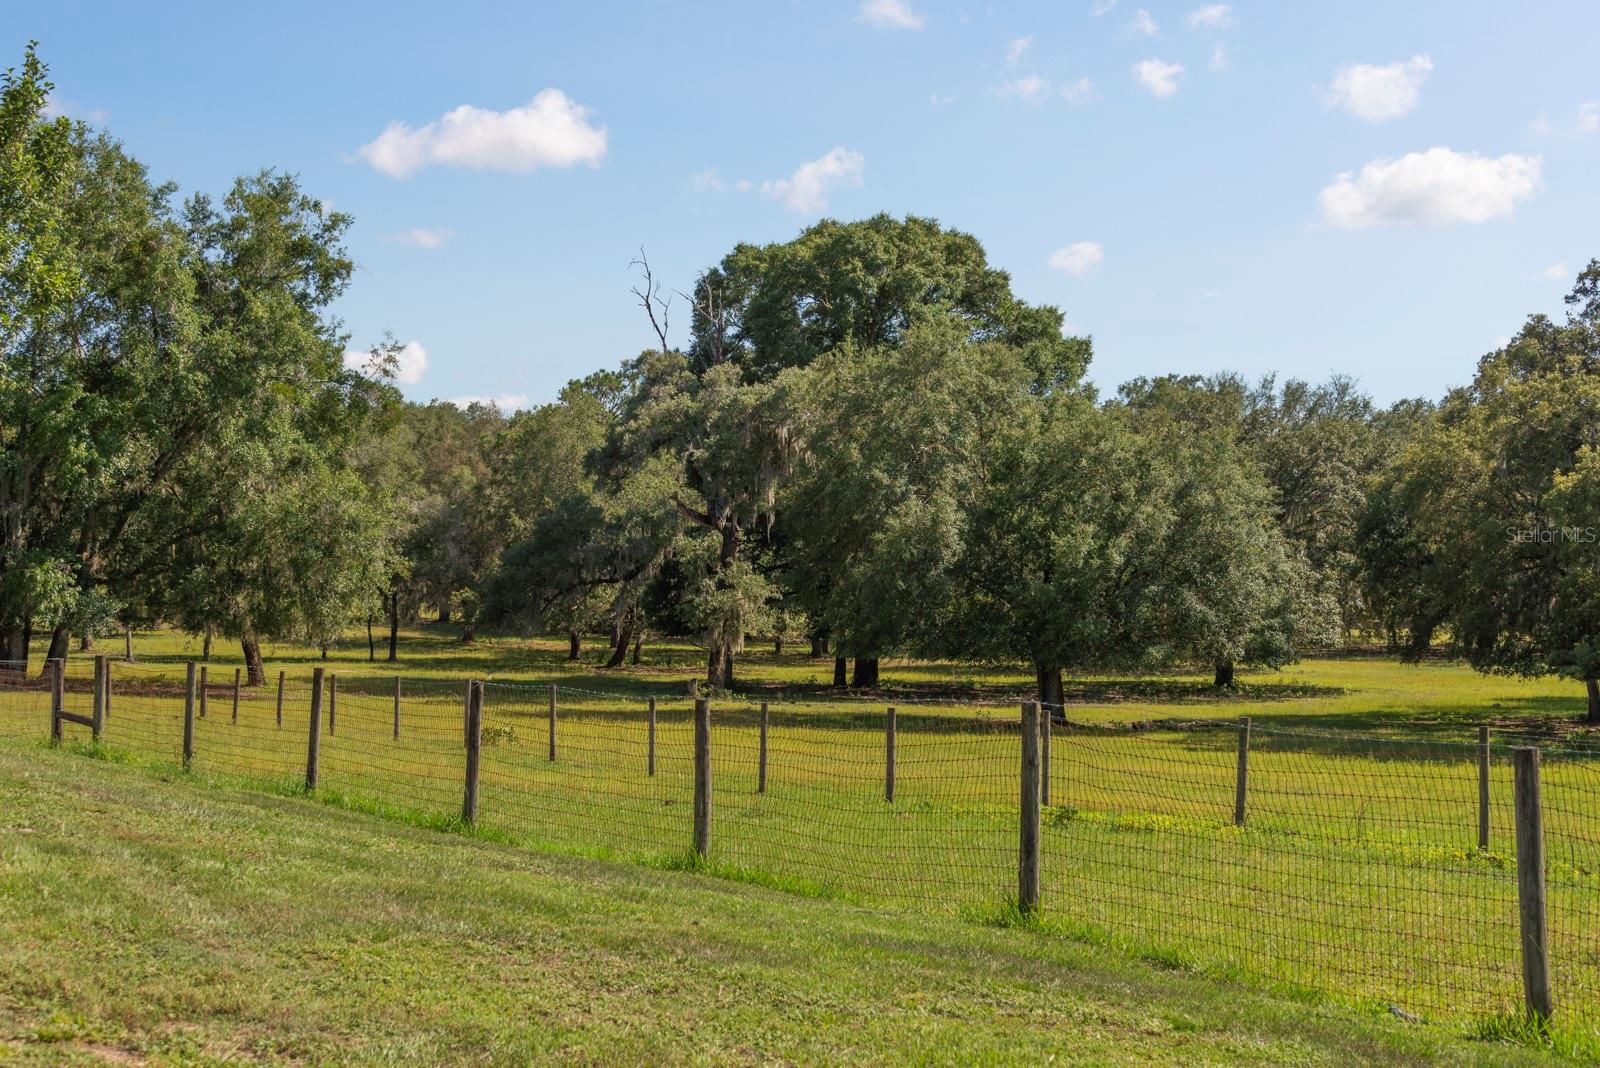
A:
[6,47,1599,717]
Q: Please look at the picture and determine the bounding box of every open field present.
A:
[0,739,1586,1066]
[5,626,1600,1045]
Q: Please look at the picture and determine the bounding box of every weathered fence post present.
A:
[1478,725,1491,851]
[1019,701,1042,915]
[92,655,106,742]
[48,659,65,743]
[1040,701,1051,807]
[462,679,483,825]
[305,667,324,791]
[231,668,241,723]
[462,680,471,748]
[124,628,133,662]
[885,705,896,803]
[548,683,558,762]
[103,656,112,725]
[393,676,401,740]
[327,673,337,736]
[693,697,711,860]
[759,701,770,794]
[647,697,657,776]
[182,662,196,769]
[1233,716,1252,827]
[275,671,284,728]
[198,665,208,719]
[1513,747,1552,1021]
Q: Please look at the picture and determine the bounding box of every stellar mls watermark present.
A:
[1507,520,1599,545]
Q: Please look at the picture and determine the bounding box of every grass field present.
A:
[5,625,1600,1057]
[0,740,1586,1066]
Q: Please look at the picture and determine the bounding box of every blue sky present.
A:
[15,1,1600,407]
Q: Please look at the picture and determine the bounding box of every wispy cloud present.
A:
[1133,58,1185,97]
[1126,8,1158,35]
[1318,147,1541,229]
[1322,55,1432,122]
[1186,4,1234,29]
[692,168,728,193]
[1542,262,1569,280]
[1208,43,1228,73]
[996,75,1051,103]
[1006,36,1033,66]
[356,90,607,178]
[450,393,531,412]
[1048,241,1104,276]
[859,0,923,29]
[761,147,865,212]
[386,228,453,249]
[345,340,429,385]
[1061,77,1094,104]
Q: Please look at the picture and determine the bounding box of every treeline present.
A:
[4,47,1599,719]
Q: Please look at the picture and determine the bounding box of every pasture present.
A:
[4,626,1600,1053]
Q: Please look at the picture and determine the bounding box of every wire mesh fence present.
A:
[5,664,1598,1027]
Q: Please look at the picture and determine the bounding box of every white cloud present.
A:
[1133,58,1184,96]
[1208,43,1228,73]
[1006,36,1033,66]
[859,0,923,29]
[997,75,1051,103]
[387,228,452,249]
[1061,77,1094,104]
[42,94,108,125]
[1543,262,1569,280]
[449,393,530,412]
[1048,241,1104,276]
[1318,147,1541,229]
[345,340,429,385]
[929,93,957,107]
[356,90,606,178]
[1581,102,1600,133]
[1090,0,1120,16]
[735,178,754,193]
[1323,54,1432,122]
[692,168,728,193]
[1186,3,1234,29]
[1127,9,1158,35]
[761,147,864,213]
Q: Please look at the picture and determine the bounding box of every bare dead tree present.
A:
[682,273,729,367]
[630,248,673,354]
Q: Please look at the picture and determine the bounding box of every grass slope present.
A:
[0,741,1572,1066]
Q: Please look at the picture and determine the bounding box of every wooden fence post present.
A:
[198,665,207,719]
[885,706,896,803]
[1019,701,1042,915]
[1040,702,1051,807]
[548,683,558,762]
[1234,716,1252,827]
[275,671,284,728]
[103,656,112,725]
[462,680,483,825]
[92,655,106,742]
[49,659,64,743]
[1478,725,1491,851]
[306,667,324,791]
[1513,747,1552,1020]
[462,680,471,748]
[182,662,196,769]
[231,668,241,723]
[124,628,133,662]
[759,701,769,794]
[393,676,401,740]
[647,697,657,776]
[327,673,337,736]
[693,697,711,860]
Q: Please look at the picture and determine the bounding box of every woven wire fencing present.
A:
[10,664,1600,1026]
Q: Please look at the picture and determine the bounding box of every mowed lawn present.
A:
[0,741,1578,1067]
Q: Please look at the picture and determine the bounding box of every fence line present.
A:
[4,666,1598,1027]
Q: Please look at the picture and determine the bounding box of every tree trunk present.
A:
[833,656,848,687]
[124,627,133,662]
[202,625,213,662]
[45,626,69,664]
[0,626,25,674]
[79,633,92,651]
[1214,660,1236,688]
[367,616,376,661]
[631,634,642,665]
[705,644,735,690]
[320,643,328,660]
[241,632,266,687]
[1035,662,1064,720]
[774,635,783,656]
[1587,676,1600,725]
[567,631,581,661]
[605,613,635,669]
[387,591,400,662]
[852,656,880,688]
[438,605,451,625]
[810,634,829,658]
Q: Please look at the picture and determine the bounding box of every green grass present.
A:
[0,740,1586,1066]
[7,626,1600,1042]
